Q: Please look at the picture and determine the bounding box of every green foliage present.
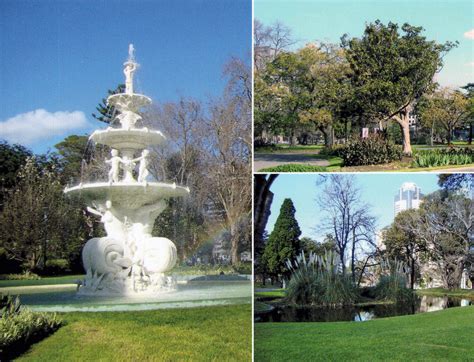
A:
[0,158,88,274]
[0,271,40,281]
[262,199,301,281]
[259,164,328,172]
[339,136,403,166]
[0,294,62,360]
[412,148,474,167]
[44,259,70,276]
[53,135,89,183]
[92,84,126,124]
[374,259,413,302]
[343,20,456,125]
[0,141,32,208]
[285,251,358,307]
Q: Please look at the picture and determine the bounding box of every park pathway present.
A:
[254,153,329,171]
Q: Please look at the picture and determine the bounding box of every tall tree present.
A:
[383,209,426,289]
[343,21,456,155]
[418,88,470,145]
[92,84,126,124]
[54,135,90,183]
[415,191,473,289]
[0,141,32,208]
[461,83,474,144]
[318,175,376,280]
[0,158,87,272]
[262,198,301,282]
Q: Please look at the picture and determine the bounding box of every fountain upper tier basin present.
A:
[65,182,189,209]
[107,93,152,112]
[90,128,166,150]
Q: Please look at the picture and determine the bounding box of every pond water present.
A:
[255,295,473,323]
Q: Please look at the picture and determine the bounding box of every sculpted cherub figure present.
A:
[105,149,123,184]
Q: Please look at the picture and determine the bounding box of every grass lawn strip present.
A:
[255,306,474,361]
[17,304,251,361]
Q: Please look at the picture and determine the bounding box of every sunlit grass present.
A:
[255,306,474,361]
[18,304,251,361]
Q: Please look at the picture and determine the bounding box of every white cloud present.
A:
[464,29,474,39]
[467,62,474,67]
[0,109,89,145]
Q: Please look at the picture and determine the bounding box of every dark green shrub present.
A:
[412,148,474,168]
[319,144,346,157]
[0,271,41,280]
[339,135,403,166]
[44,259,70,275]
[232,262,252,275]
[259,164,328,172]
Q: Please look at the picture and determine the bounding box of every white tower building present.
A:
[394,182,423,216]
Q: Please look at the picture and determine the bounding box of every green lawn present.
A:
[0,275,83,288]
[17,304,251,361]
[255,306,474,361]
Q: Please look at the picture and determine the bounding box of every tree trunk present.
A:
[230,222,240,265]
[351,230,356,283]
[447,126,452,146]
[394,108,412,155]
[430,124,434,147]
[401,121,412,156]
[469,121,473,145]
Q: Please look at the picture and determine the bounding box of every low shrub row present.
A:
[412,148,474,168]
[0,295,62,360]
[0,271,41,280]
[259,164,328,172]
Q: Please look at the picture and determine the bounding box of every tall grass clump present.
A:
[0,294,62,359]
[374,259,413,303]
[285,250,357,307]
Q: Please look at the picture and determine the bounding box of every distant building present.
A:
[394,182,423,216]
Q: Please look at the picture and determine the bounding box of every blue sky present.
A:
[0,0,251,153]
[256,0,473,89]
[265,173,440,241]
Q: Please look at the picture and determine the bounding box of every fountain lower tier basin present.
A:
[8,279,251,312]
[90,128,166,150]
[65,182,189,209]
[107,93,152,111]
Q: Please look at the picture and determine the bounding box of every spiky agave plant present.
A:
[286,250,357,307]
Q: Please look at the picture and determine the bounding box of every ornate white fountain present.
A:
[65,45,189,296]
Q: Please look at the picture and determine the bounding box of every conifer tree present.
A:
[262,198,301,282]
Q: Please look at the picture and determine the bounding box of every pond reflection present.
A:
[256,296,473,323]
